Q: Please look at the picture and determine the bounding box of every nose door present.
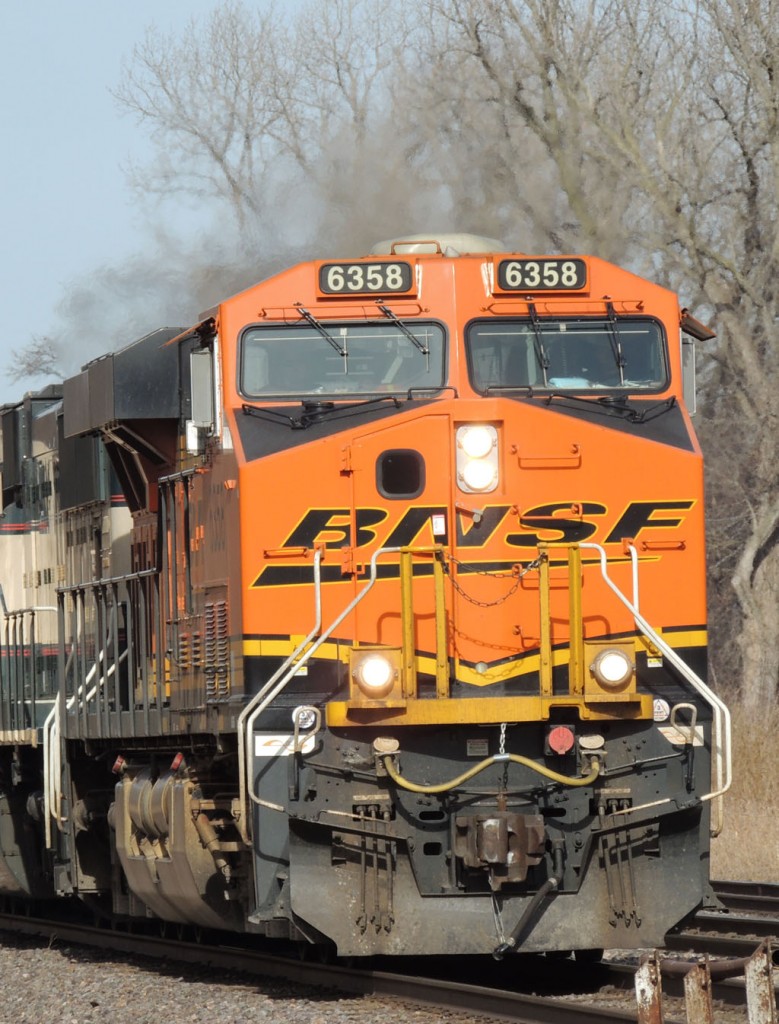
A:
[346,412,452,663]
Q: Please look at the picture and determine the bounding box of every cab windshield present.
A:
[467,317,667,393]
[241,321,446,398]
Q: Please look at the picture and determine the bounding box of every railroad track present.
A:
[662,879,779,958]
[713,878,779,916]
[0,910,652,1024]
[668,914,778,958]
[1,887,777,1024]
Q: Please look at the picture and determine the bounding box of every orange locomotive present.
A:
[0,234,729,957]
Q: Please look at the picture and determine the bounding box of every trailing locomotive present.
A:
[0,234,729,957]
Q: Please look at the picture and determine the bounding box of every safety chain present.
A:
[444,553,544,607]
[498,722,509,792]
[491,892,507,946]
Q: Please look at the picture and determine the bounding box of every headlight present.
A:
[353,652,397,698]
[459,425,495,459]
[460,459,499,492]
[456,423,499,494]
[589,648,634,689]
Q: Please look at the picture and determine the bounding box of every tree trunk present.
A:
[732,502,779,706]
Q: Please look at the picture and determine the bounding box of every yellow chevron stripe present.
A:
[242,628,707,686]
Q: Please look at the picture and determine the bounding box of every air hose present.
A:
[492,839,566,959]
[379,752,601,795]
[376,747,596,957]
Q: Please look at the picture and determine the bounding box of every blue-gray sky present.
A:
[0,1,226,405]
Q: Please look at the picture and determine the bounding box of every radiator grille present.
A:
[204,600,230,699]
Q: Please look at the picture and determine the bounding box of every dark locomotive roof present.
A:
[63,327,185,437]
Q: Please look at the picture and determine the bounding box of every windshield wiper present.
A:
[297,307,346,356]
[527,303,550,386]
[242,396,401,430]
[605,302,626,385]
[543,393,676,423]
[376,302,430,357]
[241,404,300,428]
[297,396,401,427]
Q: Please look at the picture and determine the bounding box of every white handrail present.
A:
[0,602,60,850]
[237,549,323,845]
[238,546,408,845]
[44,598,127,849]
[628,543,640,613]
[581,542,731,836]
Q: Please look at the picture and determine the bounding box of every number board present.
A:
[496,258,587,292]
[318,261,414,295]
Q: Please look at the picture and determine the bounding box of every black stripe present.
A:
[235,398,435,460]
[506,396,696,451]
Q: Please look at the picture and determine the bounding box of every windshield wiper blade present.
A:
[376,302,429,355]
[297,396,401,428]
[543,393,677,423]
[242,396,402,430]
[241,404,299,428]
[527,303,550,386]
[543,393,635,418]
[625,396,677,422]
[298,307,346,356]
[605,302,626,385]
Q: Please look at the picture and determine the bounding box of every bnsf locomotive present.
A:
[0,234,729,957]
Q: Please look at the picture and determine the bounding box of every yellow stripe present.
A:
[242,627,708,686]
[242,638,348,661]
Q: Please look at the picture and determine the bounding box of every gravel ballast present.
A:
[0,933,487,1024]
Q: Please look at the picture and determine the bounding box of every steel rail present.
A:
[712,879,779,915]
[0,910,653,1024]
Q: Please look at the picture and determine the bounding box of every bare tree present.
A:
[113,0,421,244]
[15,0,779,704]
[114,2,284,231]
[408,0,779,704]
[695,0,779,706]
[7,335,63,385]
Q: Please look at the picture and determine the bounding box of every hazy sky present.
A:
[0,0,227,405]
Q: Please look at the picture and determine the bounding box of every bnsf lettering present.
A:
[277,500,695,552]
[604,500,695,544]
[252,499,696,587]
[507,502,607,547]
[354,509,390,547]
[283,506,447,550]
[383,506,446,547]
[283,508,389,549]
[283,505,514,551]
